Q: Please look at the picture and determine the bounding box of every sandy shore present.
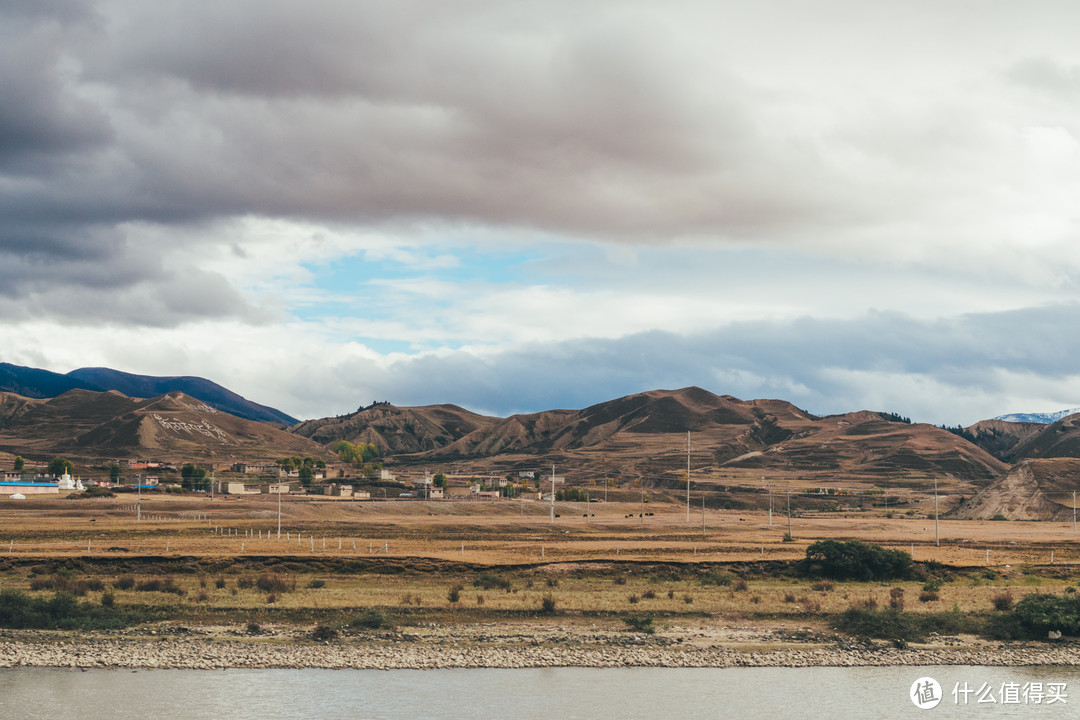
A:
[2,624,1080,670]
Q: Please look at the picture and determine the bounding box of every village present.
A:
[0,456,573,503]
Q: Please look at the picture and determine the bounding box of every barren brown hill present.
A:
[1003,413,1080,462]
[370,388,1006,489]
[950,458,1080,521]
[417,387,806,460]
[0,389,328,463]
[290,403,497,454]
[964,418,1045,461]
[720,412,1009,482]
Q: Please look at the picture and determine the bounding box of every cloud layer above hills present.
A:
[3,1,1080,423]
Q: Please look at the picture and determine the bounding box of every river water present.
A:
[2,666,1078,719]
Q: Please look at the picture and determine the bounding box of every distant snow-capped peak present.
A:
[994,408,1080,424]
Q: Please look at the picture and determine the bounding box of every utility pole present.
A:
[137,474,141,522]
[766,479,774,526]
[277,481,282,539]
[934,476,940,547]
[701,495,706,538]
[1073,490,1076,533]
[686,431,691,523]
[549,464,555,523]
[786,483,792,538]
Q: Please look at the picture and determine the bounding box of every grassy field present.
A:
[1,493,1079,638]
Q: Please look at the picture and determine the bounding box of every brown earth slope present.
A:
[1004,413,1080,462]
[964,419,1045,462]
[346,388,1008,487]
[290,403,497,454]
[950,458,1080,521]
[0,389,328,463]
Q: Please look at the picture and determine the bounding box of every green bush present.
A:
[700,569,735,586]
[835,605,980,641]
[0,589,131,630]
[989,593,1080,639]
[622,615,655,634]
[801,540,912,581]
[350,609,391,630]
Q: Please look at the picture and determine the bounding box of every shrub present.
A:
[311,625,338,641]
[622,615,655,634]
[237,576,255,590]
[100,592,115,608]
[256,574,291,594]
[991,591,1015,612]
[628,594,640,604]
[476,594,484,606]
[811,581,834,592]
[919,591,939,603]
[613,576,627,586]
[447,585,462,604]
[546,578,559,588]
[801,540,912,581]
[783,593,797,603]
[473,572,511,591]
[114,576,135,591]
[835,605,979,641]
[889,587,905,612]
[834,608,921,642]
[733,578,749,592]
[307,579,326,589]
[683,595,694,604]
[701,570,735,586]
[1011,592,1080,632]
[350,609,390,630]
[642,590,656,600]
[215,577,226,589]
[246,622,261,634]
[196,591,210,603]
[0,589,130,630]
[540,594,557,614]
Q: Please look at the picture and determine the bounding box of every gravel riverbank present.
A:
[2,624,1080,670]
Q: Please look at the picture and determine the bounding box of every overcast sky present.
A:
[3,0,1080,424]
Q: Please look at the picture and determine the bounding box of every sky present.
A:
[3,0,1080,425]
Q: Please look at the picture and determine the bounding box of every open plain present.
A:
[2,493,1080,669]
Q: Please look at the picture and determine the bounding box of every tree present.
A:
[315,459,326,469]
[13,456,24,472]
[109,463,121,484]
[433,473,447,489]
[47,457,73,477]
[298,465,314,487]
[279,457,296,474]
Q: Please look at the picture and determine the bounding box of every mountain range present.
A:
[3,362,1080,496]
[993,408,1080,424]
[0,363,297,425]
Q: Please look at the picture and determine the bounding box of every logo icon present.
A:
[911,677,942,709]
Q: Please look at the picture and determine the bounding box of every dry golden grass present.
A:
[3,493,1080,631]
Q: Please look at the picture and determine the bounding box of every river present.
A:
[2,666,1077,719]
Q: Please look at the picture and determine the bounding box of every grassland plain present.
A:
[1,494,1080,669]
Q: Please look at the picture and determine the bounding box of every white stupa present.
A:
[56,473,85,491]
